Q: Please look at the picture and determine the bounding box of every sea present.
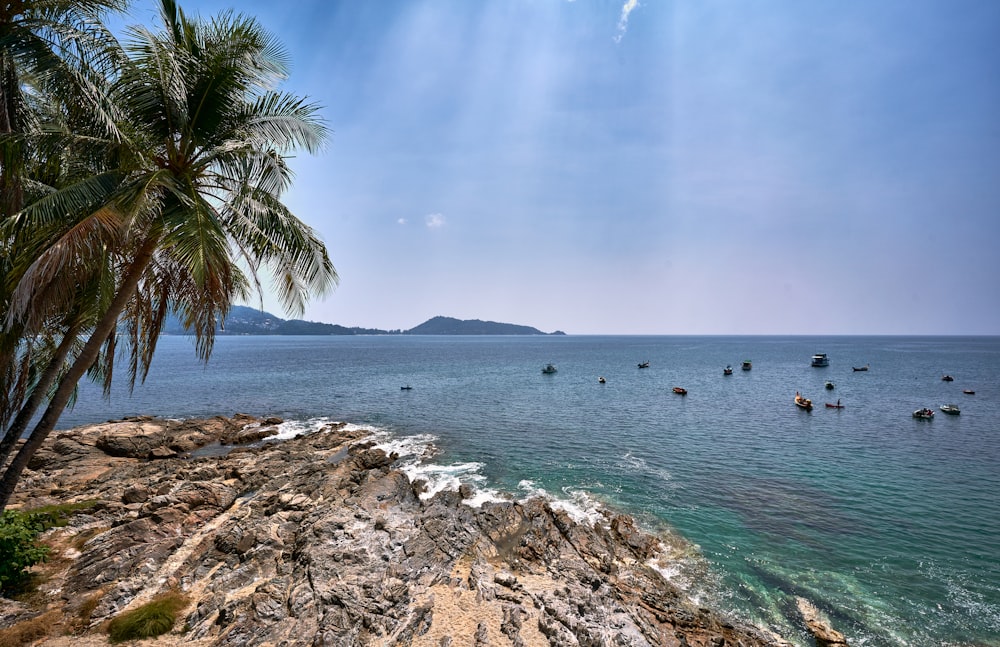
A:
[54,335,1000,647]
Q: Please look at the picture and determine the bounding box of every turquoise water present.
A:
[57,335,1000,646]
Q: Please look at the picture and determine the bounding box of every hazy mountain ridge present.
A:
[162,306,564,336]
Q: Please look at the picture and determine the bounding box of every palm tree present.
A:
[0,0,129,475]
[0,0,337,510]
[1,0,129,216]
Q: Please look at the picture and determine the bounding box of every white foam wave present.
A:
[358,430,506,507]
[230,416,378,443]
[620,451,674,485]
[366,430,438,461]
[264,420,639,523]
[514,480,605,525]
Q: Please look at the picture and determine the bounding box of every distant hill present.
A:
[163,306,391,336]
[405,316,564,336]
[162,307,563,336]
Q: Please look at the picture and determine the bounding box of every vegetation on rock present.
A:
[0,501,96,594]
[106,591,190,643]
[0,510,49,594]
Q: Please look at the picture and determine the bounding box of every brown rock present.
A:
[797,597,850,647]
[149,446,178,459]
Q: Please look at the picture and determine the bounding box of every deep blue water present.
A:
[57,335,1000,646]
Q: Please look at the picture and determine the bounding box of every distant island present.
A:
[163,307,565,336]
[407,315,564,336]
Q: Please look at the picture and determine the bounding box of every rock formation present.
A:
[2,415,808,646]
[796,598,849,647]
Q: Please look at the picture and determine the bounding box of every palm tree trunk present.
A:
[0,321,82,474]
[0,53,24,219]
[0,237,159,512]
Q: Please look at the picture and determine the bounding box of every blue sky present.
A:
[135,1,1000,334]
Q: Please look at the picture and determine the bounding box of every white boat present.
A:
[542,364,557,374]
[939,404,960,415]
[811,353,829,367]
[913,408,934,419]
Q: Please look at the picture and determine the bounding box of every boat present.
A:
[672,387,687,395]
[913,407,935,419]
[825,401,844,409]
[400,385,413,391]
[941,374,954,382]
[598,376,606,384]
[741,360,752,371]
[637,361,650,369]
[939,404,960,415]
[852,364,869,372]
[811,353,829,367]
[794,392,813,410]
[723,365,733,375]
[824,381,835,390]
[542,364,557,374]
[963,389,975,395]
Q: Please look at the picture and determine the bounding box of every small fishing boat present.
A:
[637,361,650,369]
[741,360,752,371]
[794,392,813,411]
[400,385,413,391]
[852,364,869,372]
[672,386,687,395]
[913,407,935,419]
[941,374,954,382]
[598,376,606,384]
[825,400,844,409]
[811,353,830,367]
[939,404,960,415]
[542,364,557,374]
[723,365,733,375]
[963,389,975,395]
[824,381,835,390]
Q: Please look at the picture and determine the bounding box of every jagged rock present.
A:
[797,597,850,647]
[121,486,149,504]
[220,425,279,445]
[4,415,796,647]
[149,446,178,459]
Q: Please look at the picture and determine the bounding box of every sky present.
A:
[127,1,1000,335]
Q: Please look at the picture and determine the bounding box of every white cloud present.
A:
[397,217,408,225]
[425,213,446,229]
[614,0,640,43]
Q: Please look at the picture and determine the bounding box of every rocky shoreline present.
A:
[1,415,845,646]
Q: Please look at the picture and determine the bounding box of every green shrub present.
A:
[106,592,189,643]
[0,501,98,596]
[0,510,50,595]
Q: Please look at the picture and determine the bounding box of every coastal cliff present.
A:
[2,416,802,646]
